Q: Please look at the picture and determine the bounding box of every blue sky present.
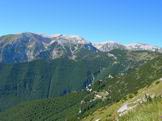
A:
[0,0,161,46]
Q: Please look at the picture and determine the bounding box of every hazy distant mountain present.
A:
[94,41,162,52]
[126,43,162,52]
[93,41,126,52]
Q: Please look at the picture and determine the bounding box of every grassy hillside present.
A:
[83,79,162,121]
[120,99,162,121]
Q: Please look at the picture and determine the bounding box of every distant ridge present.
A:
[0,32,161,63]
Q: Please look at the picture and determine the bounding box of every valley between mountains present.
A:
[0,32,162,121]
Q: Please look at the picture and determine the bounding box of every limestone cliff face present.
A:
[0,33,97,63]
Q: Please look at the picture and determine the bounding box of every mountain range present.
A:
[0,32,161,63]
[0,32,162,121]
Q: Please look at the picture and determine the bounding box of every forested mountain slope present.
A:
[1,55,162,121]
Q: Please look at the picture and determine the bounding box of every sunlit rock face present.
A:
[0,32,161,63]
[0,33,97,63]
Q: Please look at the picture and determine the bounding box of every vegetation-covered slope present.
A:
[0,55,113,111]
[0,92,87,121]
[83,78,162,121]
[119,99,162,121]
[80,55,162,119]
[0,49,159,111]
[0,54,162,121]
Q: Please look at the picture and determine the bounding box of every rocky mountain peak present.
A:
[126,43,161,51]
[93,41,126,52]
[49,34,87,45]
[0,32,162,63]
